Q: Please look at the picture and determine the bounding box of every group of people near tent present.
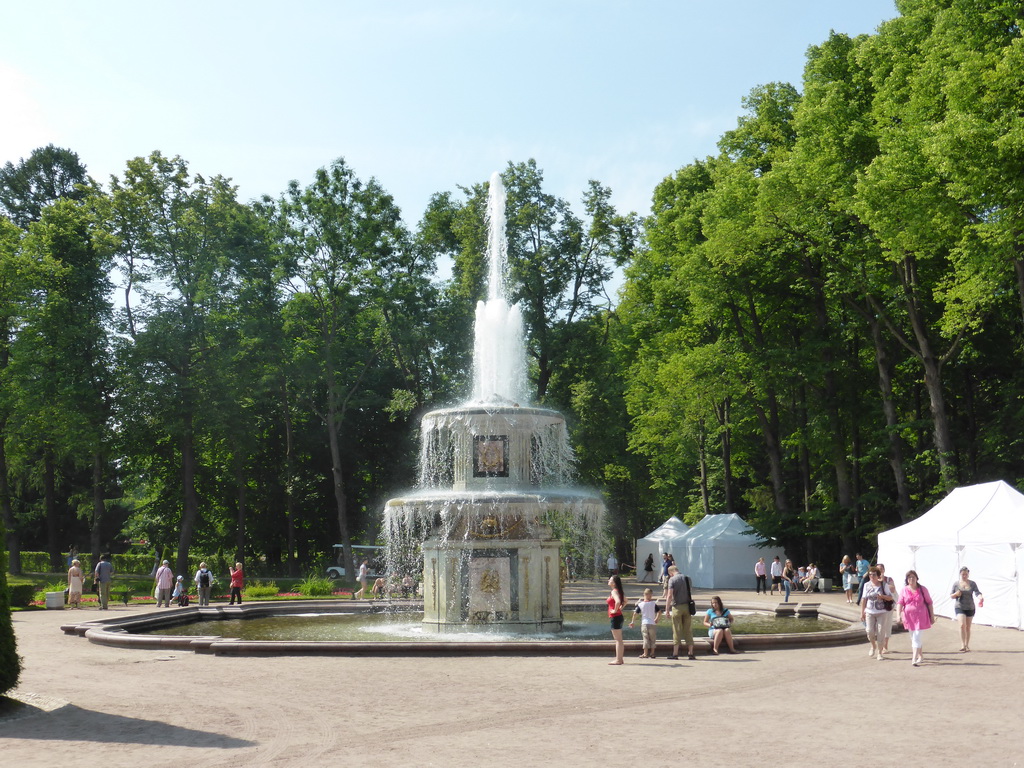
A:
[859,562,983,666]
[626,480,1018,667]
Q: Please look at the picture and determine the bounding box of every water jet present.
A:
[383,171,604,632]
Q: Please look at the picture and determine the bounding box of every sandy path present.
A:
[2,585,1022,767]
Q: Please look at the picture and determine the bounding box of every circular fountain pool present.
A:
[139,609,848,642]
[61,599,863,656]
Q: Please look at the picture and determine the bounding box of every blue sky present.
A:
[1,1,898,223]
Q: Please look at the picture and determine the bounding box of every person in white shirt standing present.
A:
[629,588,663,659]
[606,553,619,576]
[769,556,783,596]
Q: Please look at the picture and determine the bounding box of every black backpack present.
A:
[199,570,210,587]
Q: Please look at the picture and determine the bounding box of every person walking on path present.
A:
[67,559,84,609]
[754,557,767,594]
[354,560,369,599]
[154,559,173,607]
[897,570,933,666]
[94,553,114,610]
[228,562,244,605]
[641,553,656,583]
[860,566,895,660]
[877,564,898,654]
[607,574,626,665]
[951,567,984,653]
[195,562,213,606]
[664,565,696,661]
[629,587,662,658]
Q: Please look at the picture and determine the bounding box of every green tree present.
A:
[108,152,244,578]
[0,145,89,228]
[276,158,431,577]
[0,218,27,574]
[12,196,114,568]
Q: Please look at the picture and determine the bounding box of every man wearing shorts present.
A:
[663,565,695,660]
[770,556,783,595]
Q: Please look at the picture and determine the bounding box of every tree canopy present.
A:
[2,1,1022,579]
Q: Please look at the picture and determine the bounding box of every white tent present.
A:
[634,516,689,583]
[670,513,786,589]
[876,480,1024,630]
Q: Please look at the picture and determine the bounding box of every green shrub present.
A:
[1,522,21,695]
[17,551,52,572]
[113,553,159,574]
[243,581,279,599]
[7,584,36,608]
[13,551,232,577]
[296,574,335,597]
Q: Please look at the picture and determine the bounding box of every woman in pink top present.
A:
[897,570,933,667]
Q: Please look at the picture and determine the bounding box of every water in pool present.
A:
[143,610,846,642]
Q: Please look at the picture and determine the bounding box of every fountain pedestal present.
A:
[422,521,563,632]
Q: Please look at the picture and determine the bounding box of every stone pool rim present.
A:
[60,598,866,657]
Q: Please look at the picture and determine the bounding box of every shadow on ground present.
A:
[0,704,256,749]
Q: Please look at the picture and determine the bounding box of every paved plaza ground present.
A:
[2,581,1022,767]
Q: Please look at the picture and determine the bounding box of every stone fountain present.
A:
[383,172,605,632]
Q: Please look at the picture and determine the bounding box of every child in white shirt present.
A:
[629,587,663,659]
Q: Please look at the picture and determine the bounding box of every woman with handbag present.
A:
[860,566,894,659]
[897,570,933,666]
[702,596,737,654]
[951,567,984,652]
[877,564,898,654]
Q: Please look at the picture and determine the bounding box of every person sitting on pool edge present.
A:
[703,595,738,654]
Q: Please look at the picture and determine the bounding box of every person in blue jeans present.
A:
[782,559,796,602]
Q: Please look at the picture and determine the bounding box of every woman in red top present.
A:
[228,562,244,605]
[607,574,626,665]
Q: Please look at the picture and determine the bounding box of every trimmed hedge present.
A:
[15,551,222,576]
[7,584,36,609]
[1,524,20,695]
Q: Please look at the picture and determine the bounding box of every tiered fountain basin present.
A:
[59,598,864,657]
[386,403,604,632]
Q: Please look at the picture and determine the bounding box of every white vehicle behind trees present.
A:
[326,545,383,580]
